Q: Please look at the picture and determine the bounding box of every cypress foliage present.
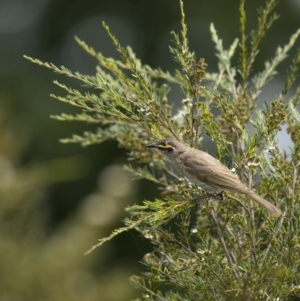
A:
[25,1,300,299]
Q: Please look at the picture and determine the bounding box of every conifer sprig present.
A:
[25,0,300,299]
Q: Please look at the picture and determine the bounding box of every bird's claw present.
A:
[192,191,224,205]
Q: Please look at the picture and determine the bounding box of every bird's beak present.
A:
[146,143,157,148]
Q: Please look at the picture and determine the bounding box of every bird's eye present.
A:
[158,142,173,151]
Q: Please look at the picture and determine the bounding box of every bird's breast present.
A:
[169,154,217,193]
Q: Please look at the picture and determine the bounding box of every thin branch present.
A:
[210,209,240,281]
[261,208,287,263]
[156,229,230,293]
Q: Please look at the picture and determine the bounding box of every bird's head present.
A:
[146,139,183,157]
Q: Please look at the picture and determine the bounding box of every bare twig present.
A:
[210,209,240,281]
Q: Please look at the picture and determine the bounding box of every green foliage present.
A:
[0,106,138,300]
[25,0,300,299]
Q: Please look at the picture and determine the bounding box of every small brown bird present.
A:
[146,139,281,216]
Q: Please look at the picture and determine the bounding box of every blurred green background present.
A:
[0,0,299,300]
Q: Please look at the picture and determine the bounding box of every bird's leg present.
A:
[216,191,225,201]
[192,191,224,205]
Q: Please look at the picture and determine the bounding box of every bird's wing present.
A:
[184,151,249,192]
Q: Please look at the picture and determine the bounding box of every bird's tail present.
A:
[247,191,281,216]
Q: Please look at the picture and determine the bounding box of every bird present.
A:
[146,139,281,216]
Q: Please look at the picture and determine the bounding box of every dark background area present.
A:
[0,0,299,300]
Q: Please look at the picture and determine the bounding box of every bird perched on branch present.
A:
[146,139,281,216]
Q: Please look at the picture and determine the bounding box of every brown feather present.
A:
[148,140,281,216]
